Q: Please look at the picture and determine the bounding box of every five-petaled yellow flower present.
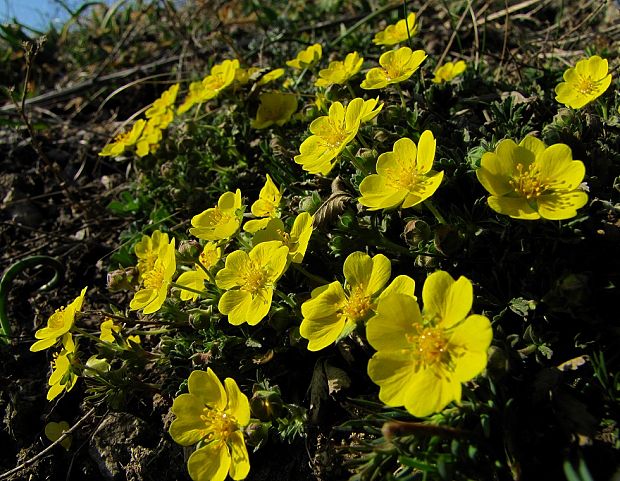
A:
[252,213,314,264]
[47,334,79,401]
[135,230,170,281]
[244,175,282,233]
[432,60,467,84]
[286,43,322,70]
[251,93,298,129]
[31,287,87,352]
[178,59,240,114]
[367,271,492,417]
[190,190,243,241]
[373,12,418,46]
[130,238,176,314]
[300,252,415,351]
[99,120,145,157]
[176,242,222,301]
[476,136,588,220]
[555,55,612,109]
[145,83,179,129]
[361,47,427,90]
[169,369,250,481]
[216,241,289,325]
[358,131,443,210]
[315,52,364,88]
[294,98,367,175]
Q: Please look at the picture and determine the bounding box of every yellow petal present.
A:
[422,271,472,328]
[449,314,492,382]
[218,290,252,325]
[358,175,404,210]
[537,191,588,220]
[228,431,251,480]
[188,369,227,410]
[216,251,249,289]
[224,378,250,426]
[367,293,421,351]
[401,170,444,208]
[487,195,540,220]
[537,145,585,190]
[300,313,345,351]
[416,130,436,174]
[518,135,546,159]
[301,282,346,319]
[245,290,273,326]
[367,351,415,407]
[30,336,58,352]
[177,270,207,301]
[378,275,416,300]
[403,367,462,417]
[169,394,208,445]
[188,444,231,481]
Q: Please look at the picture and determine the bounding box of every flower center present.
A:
[575,75,599,96]
[48,309,67,329]
[407,326,451,369]
[200,249,218,268]
[321,120,348,149]
[113,131,131,144]
[509,163,547,199]
[143,264,165,290]
[342,285,372,321]
[200,408,238,443]
[242,264,268,294]
[386,167,419,190]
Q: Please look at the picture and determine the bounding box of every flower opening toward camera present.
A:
[359,131,443,210]
[178,59,239,114]
[367,271,492,417]
[555,55,612,109]
[99,120,146,157]
[244,175,282,233]
[373,12,418,46]
[31,287,87,352]
[216,241,289,325]
[135,230,170,280]
[251,93,298,129]
[432,60,466,84]
[130,238,176,314]
[315,52,364,88]
[169,368,250,481]
[286,43,322,70]
[190,190,243,241]
[300,252,415,351]
[361,47,427,89]
[476,136,588,220]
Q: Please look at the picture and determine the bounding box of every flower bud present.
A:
[403,219,431,245]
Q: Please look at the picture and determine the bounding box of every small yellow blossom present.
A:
[300,252,415,351]
[359,97,384,123]
[315,52,364,88]
[252,213,314,264]
[190,190,243,241]
[476,136,588,220]
[244,175,282,233]
[99,318,141,345]
[135,118,163,157]
[359,132,443,210]
[251,93,298,129]
[367,271,492,417]
[31,287,87,352]
[555,55,612,109]
[145,83,179,128]
[256,68,285,86]
[99,120,146,157]
[234,66,261,86]
[169,368,250,481]
[314,93,328,112]
[432,60,467,84]
[135,230,170,280]
[178,59,239,114]
[294,98,367,175]
[47,334,78,401]
[373,12,418,46]
[286,43,322,70]
[361,47,427,90]
[176,243,222,302]
[216,241,289,326]
[130,238,176,314]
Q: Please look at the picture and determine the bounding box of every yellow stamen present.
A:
[508,163,547,199]
[406,326,451,369]
[143,264,165,290]
[342,285,372,321]
[242,264,268,294]
[199,408,238,442]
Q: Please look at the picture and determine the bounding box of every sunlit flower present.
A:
[234,66,261,86]
[300,252,415,351]
[135,230,170,280]
[145,83,179,128]
[130,238,176,314]
[190,190,243,241]
[315,52,364,88]
[216,241,289,326]
[99,318,140,345]
[315,93,328,112]
[251,93,298,129]
[256,68,285,86]
[367,271,492,417]
[286,43,322,70]
[432,60,466,84]
[31,287,87,352]
[476,136,588,220]
[178,59,239,114]
[294,98,367,175]
[169,368,250,481]
[244,175,282,233]
[359,132,443,210]
[361,47,427,90]
[177,243,222,301]
[135,118,163,157]
[555,55,612,109]
[373,12,418,46]
[252,213,314,264]
[47,334,78,401]
[359,97,384,123]
[99,120,145,157]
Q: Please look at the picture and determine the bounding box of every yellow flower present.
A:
[244,175,282,233]
[251,93,298,129]
[314,93,328,112]
[432,60,466,84]
[178,81,207,115]
[367,271,492,417]
[476,136,588,220]
[555,55,612,109]
[373,12,418,46]
[169,369,250,481]
[286,43,322,70]
[178,59,239,114]
[99,120,146,157]
[359,97,384,123]
[315,52,364,88]
[234,66,261,86]
[252,213,314,264]
[294,98,367,175]
[177,243,222,302]
[215,241,289,326]
[47,334,79,401]
[360,47,427,90]
[99,318,141,345]
[31,287,87,352]
[145,83,179,128]
[135,118,163,157]
[300,252,415,351]
[130,238,176,314]
[135,230,170,280]
[190,190,243,241]
[358,132,443,210]
[257,68,285,86]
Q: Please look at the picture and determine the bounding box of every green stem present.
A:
[425,200,447,224]
[292,263,330,285]
[170,281,207,297]
[344,147,370,176]
[395,84,406,108]
[346,82,357,99]
[196,259,217,284]
[274,289,297,309]
[129,328,174,336]
[293,67,309,89]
